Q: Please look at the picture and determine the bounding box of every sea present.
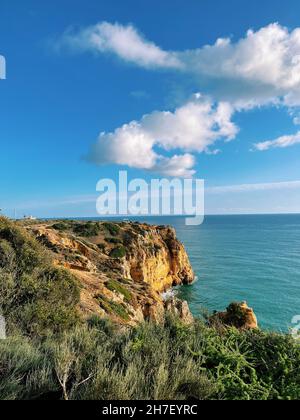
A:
[77,214,300,332]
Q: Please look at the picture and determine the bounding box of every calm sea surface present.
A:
[79,214,300,332]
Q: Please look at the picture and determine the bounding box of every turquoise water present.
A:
[80,214,300,332]
[129,214,300,332]
[171,214,300,332]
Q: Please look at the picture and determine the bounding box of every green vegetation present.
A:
[105,237,122,244]
[225,302,248,327]
[97,243,106,252]
[51,222,70,231]
[97,295,130,321]
[103,222,120,236]
[1,216,300,400]
[0,217,80,336]
[73,222,100,237]
[105,279,132,303]
[1,316,300,400]
[109,246,126,259]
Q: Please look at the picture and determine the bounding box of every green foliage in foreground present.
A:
[0,317,300,401]
[0,217,80,336]
[0,217,300,401]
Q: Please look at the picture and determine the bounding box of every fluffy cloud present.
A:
[60,21,300,167]
[60,21,181,69]
[254,131,300,151]
[86,96,238,177]
[61,22,300,106]
[180,23,300,106]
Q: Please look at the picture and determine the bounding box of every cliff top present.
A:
[22,219,195,326]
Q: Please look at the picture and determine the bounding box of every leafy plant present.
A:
[109,246,126,259]
[103,223,120,236]
[73,222,100,237]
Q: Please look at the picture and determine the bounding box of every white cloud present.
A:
[151,154,196,177]
[254,131,300,151]
[59,21,300,168]
[293,116,300,125]
[61,21,181,69]
[61,21,300,107]
[179,23,300,107]
[86,96,238,176]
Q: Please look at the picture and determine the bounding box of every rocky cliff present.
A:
[27,220,195,325]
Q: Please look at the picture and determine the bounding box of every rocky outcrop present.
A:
[210,301,258,330]
[27,220,194,326]
[164,297,194,324]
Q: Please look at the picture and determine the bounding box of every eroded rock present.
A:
[27,221,195,326]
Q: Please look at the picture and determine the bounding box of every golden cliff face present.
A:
[123,225,194,292]
[27,220,194,325]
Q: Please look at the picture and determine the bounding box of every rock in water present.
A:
[211,301,258,330]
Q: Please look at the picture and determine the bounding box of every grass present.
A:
[105,279,132,303]
[1,317,300,400]
[97,295,130,321]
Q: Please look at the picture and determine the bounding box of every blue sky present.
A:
[1,0,300,217]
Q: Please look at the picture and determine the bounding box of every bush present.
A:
[109,246,126,259]
[105,237,121,244]
[0,217,80,336]
[103,223,120,236]
[97,296,130,321]
[73,222,100,237]
[51,222,69,232]
[1,316,300,400]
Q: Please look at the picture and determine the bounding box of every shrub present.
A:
[97,296,130,321]
[109,246,126,259]
[73,222,100,237]
[0,217,80,336]
[105,237,121,244]
[0,316,300,400]
[103,223,120,236]
[51,222,69,231]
